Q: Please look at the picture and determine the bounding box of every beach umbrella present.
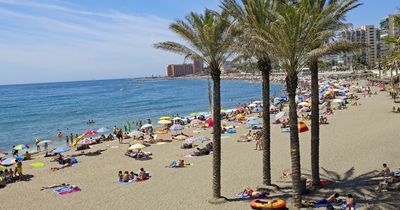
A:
[205,118,213,127]
[97,127,109,133]
[172,117,181,121]
[235,113,245,120]
[247,119,261,126]
[159,116,171,120]
[190,119,202,125]
[174,135,188,140]
[77,138,95,145]
[169,124,184,131]
[37,140,52,145]
[298,121,309,133]
[53,146,70,154]
[129,130,144,136]
[0,157,16,166]
[129,143,146,150]
[252,107,263,113]
[13,144,30,151]
[140,124,153,129]
[83,130,98,136]
[275,112,286,120]
[235,106,244,112]
[158,120,172,125]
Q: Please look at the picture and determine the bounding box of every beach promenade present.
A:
[1,83,400,210]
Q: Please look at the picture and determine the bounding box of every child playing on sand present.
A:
[118,171,123,182]
[15,161,23,181]
[345,194,355,210]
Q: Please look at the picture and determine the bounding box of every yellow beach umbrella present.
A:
[129,143,146,150]
[159,116,171,120]
[158,120,172,124]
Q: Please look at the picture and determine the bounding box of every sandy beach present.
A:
[1,81,400,210]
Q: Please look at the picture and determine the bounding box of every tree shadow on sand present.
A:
[303,167,400,210]
[224,167,400,209]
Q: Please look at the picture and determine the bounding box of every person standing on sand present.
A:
[70,133,74,142]
[35,138,40,152]
[44,142,48,151]
[65,136,69,146]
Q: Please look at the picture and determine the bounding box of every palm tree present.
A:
[305,0,361,187]
[154,10,233,201]
[255,1,313,206]
[222,0,277,187]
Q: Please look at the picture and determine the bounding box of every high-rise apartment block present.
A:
[165,59,203,77]
[380,14,400,58]
[339,25,379,68]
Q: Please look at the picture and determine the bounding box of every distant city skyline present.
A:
[0,0,399,85]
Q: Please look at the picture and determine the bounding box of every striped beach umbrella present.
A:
[0,157,16,166]
[158,120,172,125]
[159,116,171,120]
[77,138,95,145]
[14,144,30,150]
[298,121,309,133]
[83,130,98,136]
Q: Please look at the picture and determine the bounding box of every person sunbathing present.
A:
[240,187,268,198]
[41,183,70,191]
[345,194,355,210]
[313,193,340,205]
[138,168,148,180]
[122,171,130,182]
[51,157,77,171]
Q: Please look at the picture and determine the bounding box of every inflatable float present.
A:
[250,199,287,210]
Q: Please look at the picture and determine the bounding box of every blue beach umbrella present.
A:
[252,107,263,113]
[53,146,70,154]
[247,119,261,126]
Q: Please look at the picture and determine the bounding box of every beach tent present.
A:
[298,121,309,133]
[205,118,214,127]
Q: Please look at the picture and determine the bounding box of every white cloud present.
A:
[0,0,184,85]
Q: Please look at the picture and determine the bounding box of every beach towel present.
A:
[53,186,81,196]
[29,162,45,168]
[116,180,134,184]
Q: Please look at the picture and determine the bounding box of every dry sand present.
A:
[2,85,400,210]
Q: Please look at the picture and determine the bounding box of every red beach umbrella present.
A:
[298,121,309,133]
[83,130,98,136]
[205,118,214,127]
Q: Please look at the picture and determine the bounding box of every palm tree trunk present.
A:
[258,56,271,185]
[286,74,302,208]
[208,74,213,116]
[310,59,320,186]
[211,67,222,199]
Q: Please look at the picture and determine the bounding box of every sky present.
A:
[0,0,399,85]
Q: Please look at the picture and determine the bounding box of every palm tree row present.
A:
[155,0,360,208]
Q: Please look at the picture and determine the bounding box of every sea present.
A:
[0,79,283,151]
